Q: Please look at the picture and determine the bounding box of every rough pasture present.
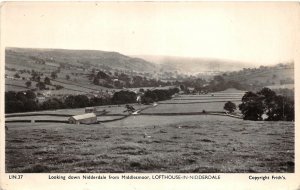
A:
[5,116,294,173]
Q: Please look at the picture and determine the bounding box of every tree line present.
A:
[239,88,294,121]
[5,88,179,113]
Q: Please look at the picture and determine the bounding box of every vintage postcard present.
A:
[0,1,299,189]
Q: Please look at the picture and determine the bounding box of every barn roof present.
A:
[70,113,96,121]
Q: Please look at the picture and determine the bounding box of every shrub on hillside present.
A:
[224,101,236,113]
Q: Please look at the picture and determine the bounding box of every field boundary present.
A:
[52,79,109,92]
[5,112,242,124]
[172,98,242,101]
[5,120,69,123]
[6,113,73,117]
[5,102,243,124]
[160,100,241,104]
[140,112,243,119]
[5,113,127,118]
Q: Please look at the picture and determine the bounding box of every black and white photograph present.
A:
[1,1,299,183]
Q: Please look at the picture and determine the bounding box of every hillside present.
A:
[5,47,294,97]
[137,55,254,75]
[5,47,173,96]
[221,63,294,88]
[6,47,158,73]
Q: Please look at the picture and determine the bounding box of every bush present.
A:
[224,101,236,113]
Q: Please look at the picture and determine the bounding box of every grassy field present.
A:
[5,105,145,116]
[141,102,241,113]
[5,116,294,173]
[5,92,294,173]
[145,93,243,113]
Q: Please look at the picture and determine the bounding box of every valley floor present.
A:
[5,92,294,173]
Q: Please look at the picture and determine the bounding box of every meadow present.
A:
[5,116,294,173]
[5,91,294,173]
[141,102,241,113]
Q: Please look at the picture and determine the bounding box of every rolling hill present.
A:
[5,47,294,95]
[221,63,294,87]
[137,55,254,74]
[6,47,158,73]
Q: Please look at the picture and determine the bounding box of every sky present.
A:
[2,2,299,66]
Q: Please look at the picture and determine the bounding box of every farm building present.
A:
[68,113,97,125]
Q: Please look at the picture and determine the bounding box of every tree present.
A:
[25,81,32,88]
[112,91,137,104]
[5,100,24,113]
[16,91,27,102]
[213,75,225,84]
[90,97,106,106]
[64,95,90,108]
[36,82,46,90]
[42,98,64,110]
[51,72,57,79]
[257,87,277,118]
[44,77,51,85]
[65,95,76,108]
[141,88,178,104]
[141,96,154,105]
[74,95,90,108]
[97,71,109,79]
[93,77,100,85]
[113,80,122,88]
[264,95,294,121]
[132,76,143,87]
[239,91,264,121]
[30,71,38,81]
[55,85,64,90]
[36,76,41,82]
[66,75,70,80]
[5,91,17,102]
[179,84,185,91]
[224,101,236,113]
[14,73,20,78]
[24,99,39,112]
[25,90,36,99]
[238,88,294,121]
